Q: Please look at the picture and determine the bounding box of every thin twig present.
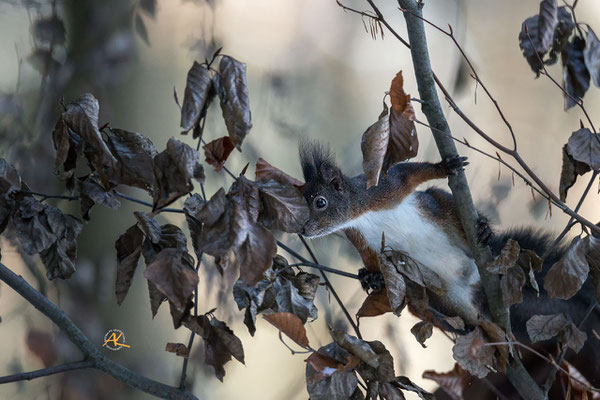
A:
[0,360,93,384]
[297,235,363,339]
[0,262,198,399]
[542,300,598,394]
[276,241,360,280]
[484,341,600,394]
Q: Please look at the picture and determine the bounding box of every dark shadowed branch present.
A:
[0,262,197,400]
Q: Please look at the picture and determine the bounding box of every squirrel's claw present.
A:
[477,215,494,246]
[358,268,385,293]
[441,156,469,176]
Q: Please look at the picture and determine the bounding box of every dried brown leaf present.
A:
[152,137,205,210]
[487,239,520,274]
[422,363,471,400]
[584,28,600,87]
[563,37,591,110]
[217,56,252,149]
[255,157,305,190]
[567,128,600,170]
[203,136,235,171]
[361,105,389,189]
[256,179,309,233]
[180,61,213,133]
[115,224,144,305]
[263,312,310,348]
[165,342,188,357]
[500,264,526,307]
[544,236,589,299]
[143,248,198,310]
[410,321,433,348]
[357,289,393,318]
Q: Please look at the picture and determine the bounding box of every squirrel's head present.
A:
[299,141,352,237]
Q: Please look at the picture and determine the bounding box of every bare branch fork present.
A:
[0,262,197,400]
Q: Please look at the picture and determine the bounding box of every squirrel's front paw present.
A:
[477,215,494,245]
[358,268,385,293]
[440,156,469,176]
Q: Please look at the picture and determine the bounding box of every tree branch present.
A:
[0,262,198,400]
[0,360,93,384]
[393,1,544,398]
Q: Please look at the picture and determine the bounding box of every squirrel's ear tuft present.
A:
[299,139,337,182]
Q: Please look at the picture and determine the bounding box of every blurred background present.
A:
[0,0,599,399]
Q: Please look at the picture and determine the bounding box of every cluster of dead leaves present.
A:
[305,330,433,400]
[361,71,418,189]
[0,159,83,279]
[518,0,600,109]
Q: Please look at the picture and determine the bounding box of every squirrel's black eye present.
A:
[314,196,328,210]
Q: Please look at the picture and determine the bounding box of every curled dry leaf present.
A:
[263,312,310,349]
[180,61,213,133]
[217,56,252,150]
[305,343,359,400]
[134,211,161,244]
[143,248,198,310]
[62,93,117,182]
[563,37,591,110]
[255,157,305,190]
[256,179,309,233]
[394,376,434,400]
[544,236,589,299]
[559,144,591,202]
[152,137,205,210]
[384,71,418,172]
[519,14,546,76]
[0,158,21,195]
[184,315,245,381]
[357,289,393,318]
[76,174,120,220]
[203,136,235,171]
[526,313,587,352]
[51,116,80,190]
[115,224,144,305]
[567,128,600,171]
[410,321,433,348]
[537,0,559,54]
[14,196,83,279]
[384,250,444,295]
[165,342,189,357]
[378,253,407,316]
[105,128,157,193]
[500,264,526,307]
[361,105,390,189]
[487,239,520,274]
[423,363,471,400]
[452,323,507,379]
[233,256,318,336]
[331,330,379,369]
[584,28,600,87]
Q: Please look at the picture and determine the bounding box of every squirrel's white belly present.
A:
[342,193,480,317]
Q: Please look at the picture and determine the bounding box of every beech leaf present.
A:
[567,128,600,170]
[361,104,390,189]
[357,289,393,318]
[143,248,198,310]
[487,239,520,274]
[410,321,433,348]
[422,363,471,400]
[559,144,591,202]
[563,37,590,110]
[180,61,213,133]
[544,236,589,299]
[305,343,359,399]
[152,137,205,210]
[538,0,558,54]
[263,312,310,348]
[115,224,144,305]
[584,28,600,87]
[255,157,305,190]
[217,56,252,150]
[256,179,309,233]
[184,315,245,381]
[500,264,526,307]
[203,136,235,171]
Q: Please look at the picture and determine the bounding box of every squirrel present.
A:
[298,141,600,395]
